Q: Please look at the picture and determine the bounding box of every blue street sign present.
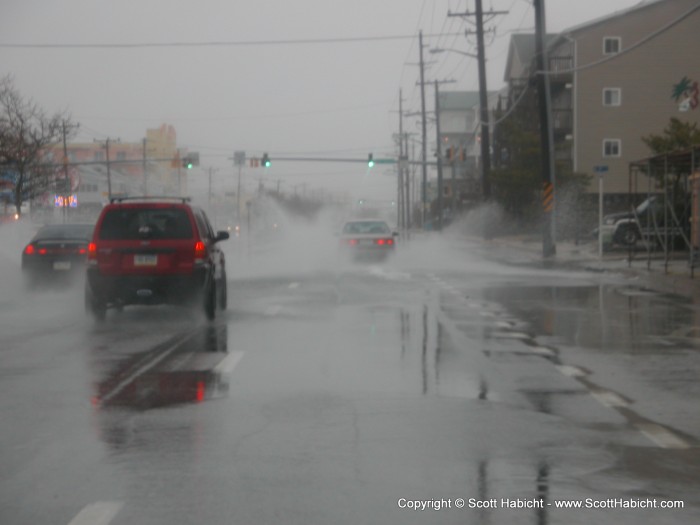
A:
[593,165,609,173]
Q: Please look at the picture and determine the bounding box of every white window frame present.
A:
[603,88,622,107]
[603,37,621,55]
[603,139,621,158]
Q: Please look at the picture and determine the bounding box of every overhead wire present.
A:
[0,33,464,49]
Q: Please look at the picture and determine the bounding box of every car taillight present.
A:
[79,247,87,255]
[347,239,358,246]
[376,239,385,245]
[24,244,35,255]
[387,238,394,246]
[194,241,207,261]
[38,248,48,255]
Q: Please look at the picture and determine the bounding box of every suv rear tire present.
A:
[218,271,227,310]
[85,285,106,321]
[204,279,216,320]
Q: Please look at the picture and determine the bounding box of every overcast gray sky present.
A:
[1,0,642,201]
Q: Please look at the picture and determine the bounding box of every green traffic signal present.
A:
[368,153,374,168]
[262,152,271,167]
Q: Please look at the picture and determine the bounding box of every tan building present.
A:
[47,123,184,200]
[504,0,700,199]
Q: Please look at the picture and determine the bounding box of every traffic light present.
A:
[182,157,193,169]
[367,153,374,168]
[262,152,271,168]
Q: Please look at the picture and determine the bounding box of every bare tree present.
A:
[0,75,74,215]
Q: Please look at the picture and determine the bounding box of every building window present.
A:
[116,152,126,161]
[603,139,621,157]
[603,88,621,106]
[94,151,104,161]
[603,37,621,55]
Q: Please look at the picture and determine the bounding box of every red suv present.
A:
[85,197,229,320]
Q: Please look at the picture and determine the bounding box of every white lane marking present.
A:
[68,501,123,525]
[214,351,245,374]
[556,365,587,378]
[98,332,196,405]
[265,305,282,316]
[288,282,300,289]
[590,390,630,408]
[529,346,556,356]
[636,423,690,449]
[493,331,531,339]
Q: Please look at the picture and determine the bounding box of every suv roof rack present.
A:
[109,196,191,204]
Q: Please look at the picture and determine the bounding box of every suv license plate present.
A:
[134,254,158,266]
[53,261,71,271]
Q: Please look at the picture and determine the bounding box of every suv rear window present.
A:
[98,208,193,240]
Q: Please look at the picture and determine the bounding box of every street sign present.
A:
[234,151,246,166]
[593,165,609,173]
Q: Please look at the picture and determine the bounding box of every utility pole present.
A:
[61,121,72,222]
[434,80,444,231]
[415,78,455,230]
[395,90,416,234]
[230,151,246,226]
[449,1,507,202]
[534,0,556,257]
[398,89,405,232]
[94,137,119,200]
[142,138,148,196]
[419,30,428,228]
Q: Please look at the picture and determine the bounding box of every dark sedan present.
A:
[22,223,94,286]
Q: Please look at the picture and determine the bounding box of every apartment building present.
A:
[503,0,700,201]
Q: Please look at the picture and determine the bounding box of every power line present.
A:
[0,32,465,49]
[76,102,389,123]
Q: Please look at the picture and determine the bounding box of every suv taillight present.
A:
[87,242,97,265]
[194,241,207,262]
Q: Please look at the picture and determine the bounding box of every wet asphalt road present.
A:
[1,234,700,524]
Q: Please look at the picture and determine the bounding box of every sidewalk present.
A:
[482,233,700,301]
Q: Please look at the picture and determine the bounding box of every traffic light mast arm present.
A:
[265,156,398,164]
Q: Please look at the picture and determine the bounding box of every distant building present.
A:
[41,123,186,219]
[436,90,499,208]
